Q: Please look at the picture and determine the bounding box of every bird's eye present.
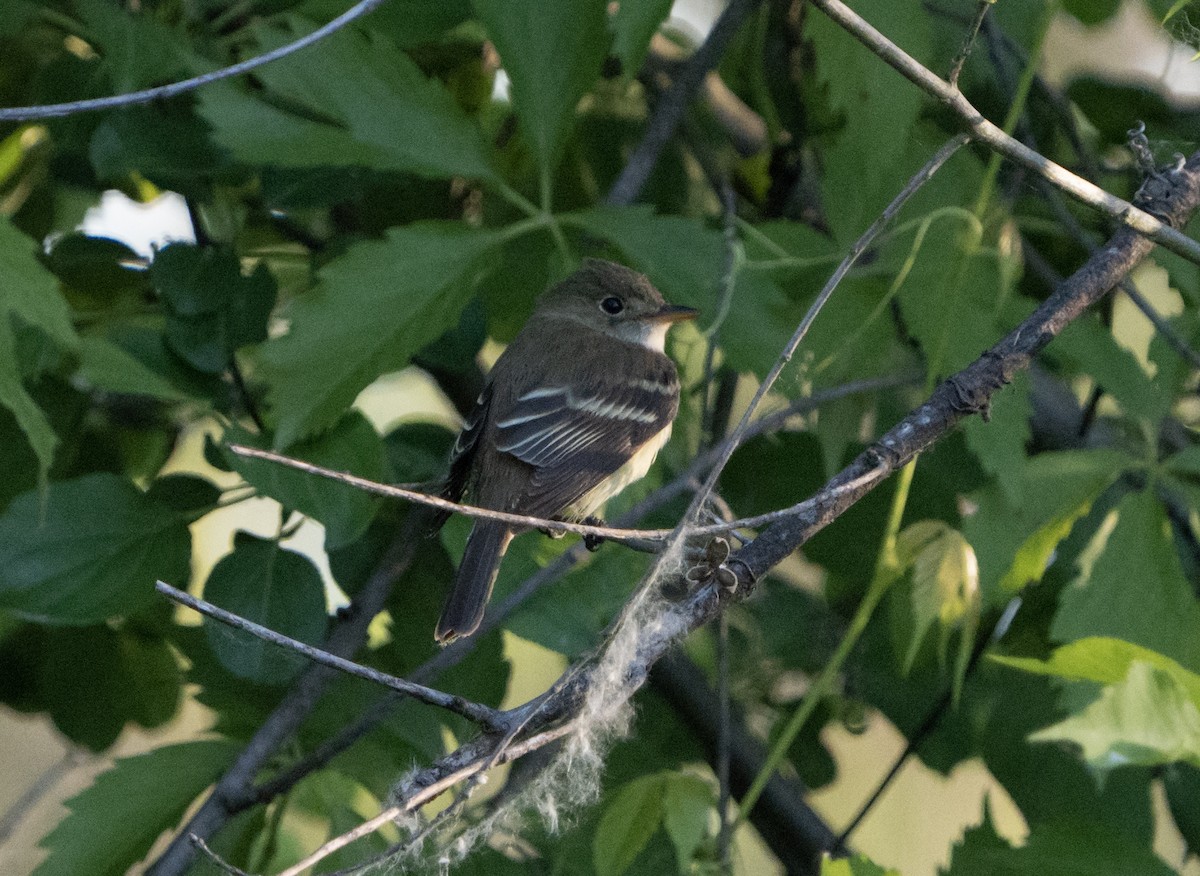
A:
[600,296,625,315]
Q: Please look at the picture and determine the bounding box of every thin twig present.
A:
[226,444,885,540]
[808,0,1200,266]
[155,581,506,730]
[271,724,578,876]
[606,0,766,207]
[0,0,390,121]
[947,0,994,88]
[687,133,972,523]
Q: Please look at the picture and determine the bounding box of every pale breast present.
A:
[566,423,673,520]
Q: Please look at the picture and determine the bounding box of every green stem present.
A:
[972,0,1059,219]
[734,459,917,824]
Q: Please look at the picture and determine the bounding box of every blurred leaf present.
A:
[895,520,980,697]
[1066,76,1200,150]
[963,449,1128,601]
[76,336,191,401]
[473,0,609,173]
[809,0,931,244]
[1061,0,1121,23]
[895,218,1015,377]
[822,853,899,876]
[32,740,239,876]
[226,412,388,549]
[661,773,712,869]
[200,17,496,181]
[1051,316,1169,425]
[202,532,329,685]
[74,0,187,92]
[593,772,665,876]
[383,421,455,485]
[1163,762,1200,856]
[943,801,1176,875]
[1029,661,1200,772]
[261,223,501,447]
[0,473,193,623]
[0,216,79,481]
[962,372,1032,505]
[151,243,277,374]
[610,0,674,77]
[1051,490,1200,671]
[89,105,227,196]
[45,233,147,301]
[993,636,1200,706]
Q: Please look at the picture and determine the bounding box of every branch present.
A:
[145,513,424,876]
[807,0,1200,267]
[154,581,506,730]
[0,0,389,121]
[605,0,766,206]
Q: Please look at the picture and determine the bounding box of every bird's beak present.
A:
[648,304,699,323]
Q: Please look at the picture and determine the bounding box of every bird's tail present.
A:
[435,521,513,643]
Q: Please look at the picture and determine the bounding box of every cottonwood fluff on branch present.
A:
[377,539,695,871]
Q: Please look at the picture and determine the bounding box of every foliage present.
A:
[1,0,1198,874]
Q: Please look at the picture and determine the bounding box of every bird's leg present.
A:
[581,515,606,552]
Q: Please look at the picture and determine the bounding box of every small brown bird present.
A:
[434,259,697,642]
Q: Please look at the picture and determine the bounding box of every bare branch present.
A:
[0,0,389,121]
[807,0,1200,266]
[155,581,506,730]
[606,0,766,206]
[947,0,995,88]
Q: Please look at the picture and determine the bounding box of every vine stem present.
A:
[735,459,917,824]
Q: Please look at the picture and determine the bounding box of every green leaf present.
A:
[1029,661,1200,772]
[962,372,1032,505]
[74,0,186,92]
[33,739,239,876]
[1062,0,1121,24]
[199,16,496,181]
[661,773,712,869]
[992,636,1200,708]
[943,801,1177,876]
[821,853,900,876]
[593,772,666,876]
[261,223,502,447]
[37,624,182,750]
[895,520,980,697]
[809,0,931,244]
[45,233,147,302]
[202,532,328,685]
[472,0,609,173]
[226,412,388,549]
[1051,316,1169,425]
[962,449,1128,600]
[76,336,191,401]
[1051,490,1200,671]
[895,217,1016,377]
[1164,762,1200,856]
[0,473,193,624]
[151,243,277,374]
[0,216,79,481]
[610,0,674,77]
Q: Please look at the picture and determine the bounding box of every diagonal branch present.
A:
[155,581,506,730]
[807,0,1200,266]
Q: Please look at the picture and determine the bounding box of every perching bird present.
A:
[434,259,697,642]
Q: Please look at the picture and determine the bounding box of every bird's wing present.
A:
[432,382,493,529]
[493,374,678,514]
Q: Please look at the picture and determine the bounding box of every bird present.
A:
[433,258,697,643]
